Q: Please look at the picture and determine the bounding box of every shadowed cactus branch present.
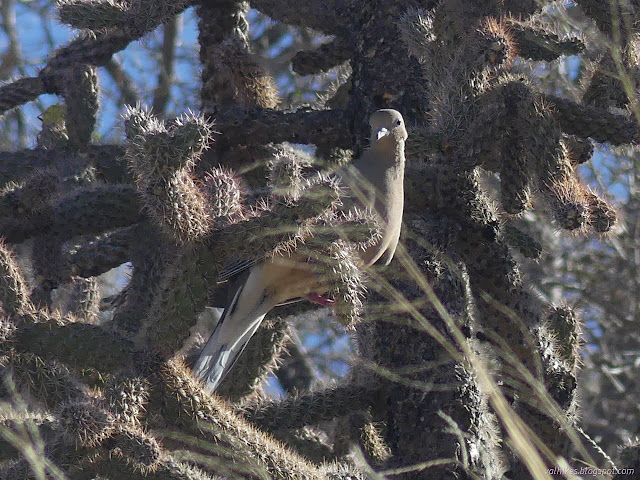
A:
[151,358,327,480]
[240,384,377,432]
[544,94,640,145]
[291,39,351,76]
[505,17,585,61]
[60,64,99,149]
[57,0,194,36]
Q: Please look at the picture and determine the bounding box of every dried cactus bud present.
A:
[59,399,115,447]
[545,305,581,367]
[267,149,313,203]
[585,190,617,233]
[206,36,279,108]
[561,135,593,166]
[123,103,162,140]
[111,425,162,472]
[168,110,214,161]
[475,18,516,71]
[502,224,542,260]
[105,374,150,424]
[545,176,590,231]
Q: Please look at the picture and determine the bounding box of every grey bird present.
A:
[193,109,408,391]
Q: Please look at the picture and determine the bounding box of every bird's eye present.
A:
[395,119,402,126]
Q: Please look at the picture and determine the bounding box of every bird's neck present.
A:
[368,139,406,166]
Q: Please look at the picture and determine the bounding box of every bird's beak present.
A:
[376,127,389,141]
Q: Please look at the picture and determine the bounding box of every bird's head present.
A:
[369,109,407,146]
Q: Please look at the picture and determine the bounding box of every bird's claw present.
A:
[306,292,335,306]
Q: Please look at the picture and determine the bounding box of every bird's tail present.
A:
[193,267,270,391]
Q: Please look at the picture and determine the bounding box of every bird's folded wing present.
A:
[218,258,257,282]
[213,257,304,308]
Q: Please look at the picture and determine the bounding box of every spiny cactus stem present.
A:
[209,106,351,149]
[544,94,639,145]
[240,384,378,431]
[12,321,136,373]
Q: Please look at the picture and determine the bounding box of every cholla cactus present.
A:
[0,0,636,478]
[124,107,216,243]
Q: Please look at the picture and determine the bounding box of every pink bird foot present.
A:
[306,292,335,306]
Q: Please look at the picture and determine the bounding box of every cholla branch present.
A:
[292,39,351,76]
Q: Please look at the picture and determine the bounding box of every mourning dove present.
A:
[193,109,408,391]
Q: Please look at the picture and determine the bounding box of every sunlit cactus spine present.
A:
[292,172,343,221]
[398,7,436,61]
[3,352,84,410]
[0,242,31,314]
[216,172,343,262]
[142,247,218,354]
[333,412,391,466]
[153,359,325,480]
[322,240,365,329]
[105,374,150,425]
[271,426,334,465]
[241,384,373,432]
[585,190,617,234]
[312,207,381,252]
[544,173,590,231]
[200,166,243,223]
[268,148,313,203]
